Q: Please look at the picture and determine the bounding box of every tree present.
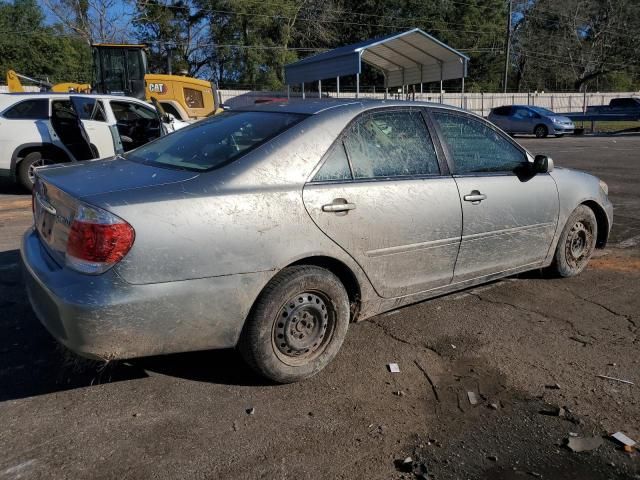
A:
[40,0,135,43]
[134,0,209,76]
[193,0,339,88]
[0,0,91,83]
[512,0,640,92]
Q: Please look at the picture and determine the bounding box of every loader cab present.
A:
[92,44,147,100]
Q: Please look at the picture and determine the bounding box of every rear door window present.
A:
[342,110,440,179]
[492,106,511,116]
[70,97,107,121]
[513,107,533,118]
[127,111,306,171]
[3,99,49,119]
[313,142,352,182]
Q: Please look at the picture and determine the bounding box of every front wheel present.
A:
[549,205,598,277]
[534,124,549,138]
[239,266,350,383]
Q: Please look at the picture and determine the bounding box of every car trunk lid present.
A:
[32,156,198,266]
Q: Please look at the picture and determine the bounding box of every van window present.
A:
[3,99,49,120]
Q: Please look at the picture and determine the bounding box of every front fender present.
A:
[543,168,613,264]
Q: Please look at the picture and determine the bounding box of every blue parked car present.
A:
[488,105,575,138]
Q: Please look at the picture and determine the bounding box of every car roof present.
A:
[0,92,148,103]
[233,98,468,117]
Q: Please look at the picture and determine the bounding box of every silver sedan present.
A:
[22,99,613,383]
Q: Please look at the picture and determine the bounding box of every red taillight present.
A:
[67,221,134,263]
[65,204,135,274]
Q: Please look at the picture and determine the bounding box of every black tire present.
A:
[239,266,350,383]
[549,205,598,277]
[534,124,548,138]
[17,151,52,191]
[556,134,564,138]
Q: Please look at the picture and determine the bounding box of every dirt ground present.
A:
[0,135,639,480]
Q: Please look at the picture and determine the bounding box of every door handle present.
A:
[322,199,356,213]
[463,190,487,204]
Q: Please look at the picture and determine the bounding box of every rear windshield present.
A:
[127,111,306,171]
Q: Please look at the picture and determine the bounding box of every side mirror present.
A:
[533,154,554,173]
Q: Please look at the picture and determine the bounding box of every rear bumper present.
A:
[21,228,272,360]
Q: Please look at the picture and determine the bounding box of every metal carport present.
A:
[284,28,469,99]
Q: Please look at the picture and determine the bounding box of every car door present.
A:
[489,106,512,132]
[303,108,462,299]
[70,96,120,157]
[430,109,559,282]
[49,97,123,161]
[509,106,535,133]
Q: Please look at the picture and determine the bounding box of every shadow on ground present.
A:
[0,249,268,402]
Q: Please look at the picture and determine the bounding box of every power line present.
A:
[136,3,506,36]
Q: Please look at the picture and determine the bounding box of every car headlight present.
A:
[599,179,609,196]
[552,117,563,124]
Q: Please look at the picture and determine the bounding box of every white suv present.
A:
[0,93,188,189]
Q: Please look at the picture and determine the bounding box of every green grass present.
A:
[574,120,640,133]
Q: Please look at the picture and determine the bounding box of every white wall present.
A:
[219,89,640,117]
[0,85,41,93]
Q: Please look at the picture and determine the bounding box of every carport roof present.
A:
[284,28,469,88]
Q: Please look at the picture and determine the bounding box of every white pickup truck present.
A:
[0,93,189,189]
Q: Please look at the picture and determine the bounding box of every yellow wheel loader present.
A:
[6,69,91,94]
[93,44,223,120]
[5,44,222,120]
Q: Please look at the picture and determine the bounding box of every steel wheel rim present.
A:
[28,158,48,184]
[272,291,335,366]
[565,221,593,268]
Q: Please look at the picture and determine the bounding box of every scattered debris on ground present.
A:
[611,432,636,448]
[596,374,634,385]
[567,436,603,452]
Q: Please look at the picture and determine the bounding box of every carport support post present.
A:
[287,85,290,100]
[318,80,322,98]
[385,87,388,100]
[439,61,444,104]
[336,77,340,98]
[302,82,305,100]
[356,73,360,98]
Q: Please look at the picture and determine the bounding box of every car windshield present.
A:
[529,106,555,116]
[126,111,306,171]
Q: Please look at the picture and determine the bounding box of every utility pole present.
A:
[503,0,512,93]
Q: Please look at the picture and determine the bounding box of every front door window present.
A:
[111,101,161,151]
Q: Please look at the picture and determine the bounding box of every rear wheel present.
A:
[534,124,549,138]
[549,205,598,277]
[239,266,350,383]
[17,151,53,191]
